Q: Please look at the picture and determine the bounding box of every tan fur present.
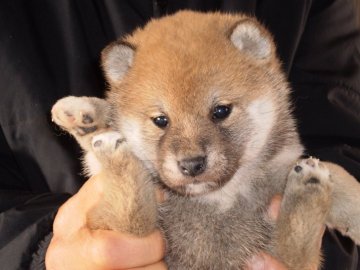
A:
[325,162,360,242]
[105,12,297,196]
[52,11,360,269]
[86,138,156,235]
[52,100,157,236]
[274,158,332,269]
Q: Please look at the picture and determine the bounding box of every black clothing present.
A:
[0,0,359,269]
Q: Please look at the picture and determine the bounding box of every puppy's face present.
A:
[118,76,251,196]
[103,12,292,196]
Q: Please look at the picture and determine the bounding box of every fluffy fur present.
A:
[52,11,360,269]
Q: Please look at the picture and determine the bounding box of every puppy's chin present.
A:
[161,176,232,196]
[159,154,240,196]
[183,182,220,196]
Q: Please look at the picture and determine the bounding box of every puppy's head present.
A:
[102,11,298,196]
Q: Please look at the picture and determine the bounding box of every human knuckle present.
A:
[53,209,68,234]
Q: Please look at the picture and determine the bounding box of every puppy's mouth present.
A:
[159,151,240,196]
[159,167,240,196]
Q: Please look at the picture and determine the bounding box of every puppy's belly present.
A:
[159,195,273,270]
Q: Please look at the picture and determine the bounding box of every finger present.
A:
[76,175,104,207]
[267,194,282,221]
[53,176,104,236]
[88,230,165,269]
[129,261,167,270]
[53,196,87,236]
[155,187,166,203]
[246,253,287,270]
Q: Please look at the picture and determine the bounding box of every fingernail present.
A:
[247,254,265,270]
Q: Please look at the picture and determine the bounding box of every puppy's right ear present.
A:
[230,19,274,61]
[101,41,135,84]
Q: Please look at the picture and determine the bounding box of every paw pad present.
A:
[51,96,99,136]
[305,157,318,167]
[286,157,333,203]
[305,177,320,185]
[93,140,103,148]
[290,157,331,188]
[294,165,302,173]
[81,113,94,124]
[293,157,321,174]
[91,132,125,154]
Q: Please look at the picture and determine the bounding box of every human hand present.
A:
[246,253,287,270]
[45,175,166,270]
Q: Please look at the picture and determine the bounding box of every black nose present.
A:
[178,156,206,177]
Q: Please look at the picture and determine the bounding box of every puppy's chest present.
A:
[159,195,273,269]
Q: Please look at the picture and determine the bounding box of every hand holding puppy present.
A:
[46,177,291,270]
[45,175,166,270]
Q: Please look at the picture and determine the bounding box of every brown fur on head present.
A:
[102,11,298,196]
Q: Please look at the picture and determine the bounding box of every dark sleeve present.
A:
[288,0,360,269]
[0,2,153,269]
[290,0,360,160]
[0,127,71,270]
[0,193,70,270]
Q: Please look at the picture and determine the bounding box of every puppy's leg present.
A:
[52,97,157,236]
[51,96,115,175]
[86,131,157,236]
[324,162,360,244]
[274,158,333,270]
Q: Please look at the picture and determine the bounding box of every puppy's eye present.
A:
[212,105,232,120]
[152,115,169,128]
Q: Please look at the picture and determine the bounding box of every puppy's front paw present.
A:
[51,96,109,136]
[282,157,333,220]
[287,157,332,198]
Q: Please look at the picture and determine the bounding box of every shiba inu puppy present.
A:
[51,11,360,269]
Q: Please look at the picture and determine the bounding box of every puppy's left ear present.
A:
[230,19,275,61]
